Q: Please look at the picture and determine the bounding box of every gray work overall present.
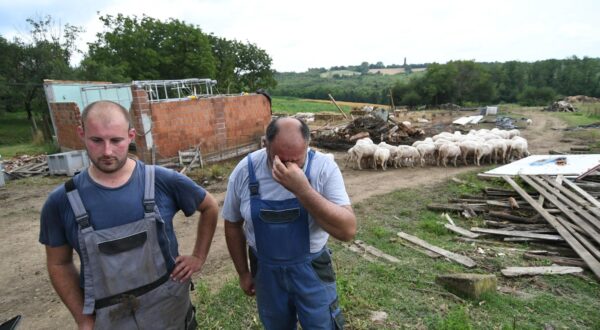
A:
[65,165,196,329]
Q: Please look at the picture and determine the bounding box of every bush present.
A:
[517,86,556,106]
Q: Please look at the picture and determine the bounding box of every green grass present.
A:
[0,111,58,158]
[272,96,353,115]
[194,170,600,329]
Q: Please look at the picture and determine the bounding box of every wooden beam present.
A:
[397,232,476,268]
[503,175,600,280]
[501,266,583,277]
[328,94,349,120]
[563,178,600,209]
[522,175,600,239]
[470,227,563,241]
[353,240,400,263]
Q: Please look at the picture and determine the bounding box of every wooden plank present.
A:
[556,216,600,260]
[397,241,442,258]
[470,227,563,241]
[541,175,589,206]
[444,224,480,239]
[487,211,539,224]
[563,178,600,209]
[396,232,476,268]
[328,94,349,120]
[523,252,588,269]
[501,266,583,277]
[353,240,400,263]
[532,175,600,223]
[503,175,600,280]
[522,175,600,239]
[344,244,376,262]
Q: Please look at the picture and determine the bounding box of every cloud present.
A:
[1,0,599,72]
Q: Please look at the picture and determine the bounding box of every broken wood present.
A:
[503,175,600,280]
[523,252,588,269]
[470,227,564,241]
[501,266,583,277]
[344,243,376,262]
[353,240,400,263]
[486,211,540,224]
[444,224,480,239]
[397,231,476,268]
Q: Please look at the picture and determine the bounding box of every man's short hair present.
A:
[81,100,132,129]
[265,117,310,143]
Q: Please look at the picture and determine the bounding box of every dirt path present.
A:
[0,110,573,329]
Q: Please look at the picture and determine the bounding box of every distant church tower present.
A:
[403,57,407,67]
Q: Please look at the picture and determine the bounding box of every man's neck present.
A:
[88,158,136,188]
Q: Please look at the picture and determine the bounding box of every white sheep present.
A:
[438,143,461,167]
[349,143,378,170]
[416,143,436,167]
[374,147,391,170]
[526,118,533,126]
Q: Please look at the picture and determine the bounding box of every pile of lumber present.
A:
[428,174,600,280]
[311,115,425,150]
[545,100,576,112]
[3,154,48,179]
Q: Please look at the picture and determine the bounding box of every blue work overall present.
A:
[247,150,344,329]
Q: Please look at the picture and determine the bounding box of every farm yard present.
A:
[1,105,600,329]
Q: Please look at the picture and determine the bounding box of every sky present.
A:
[1,0,599,73]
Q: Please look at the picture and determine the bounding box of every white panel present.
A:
[485,154,600,177]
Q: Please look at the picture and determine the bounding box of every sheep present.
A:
[476,143,494,166]
[347,143,377,170]
[374,147,391,170]
[509,139,530,160]
[416,142,436,166]
[507,129,521,139]
[486,138,509,164]
[526,118,533,126]
[396,145,420,167]
[378,142,399,168]
[458,140,480,166]
[438,143,461,167]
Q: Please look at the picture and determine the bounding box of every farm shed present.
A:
[43,79,271,164]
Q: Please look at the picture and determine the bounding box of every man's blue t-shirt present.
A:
[39,160,206,276]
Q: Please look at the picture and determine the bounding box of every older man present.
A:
[40,101,218,329]
[223,117,356,329]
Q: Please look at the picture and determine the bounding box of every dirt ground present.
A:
[0,110,576,329]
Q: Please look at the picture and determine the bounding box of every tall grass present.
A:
[0,111,58,158]
[272,96,353,114]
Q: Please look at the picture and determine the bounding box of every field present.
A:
[1,104,600,329]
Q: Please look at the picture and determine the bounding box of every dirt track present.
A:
[0,110,572,329]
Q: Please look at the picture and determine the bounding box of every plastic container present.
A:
[48,150,90,176]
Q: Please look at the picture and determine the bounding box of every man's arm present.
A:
[224,220,255,296]
[271,155,357,241]
[46,245,95,330]
[171,192,219,282]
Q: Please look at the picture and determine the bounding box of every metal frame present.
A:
[132,78,218,103]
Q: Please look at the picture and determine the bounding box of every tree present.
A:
[81,14,216,81]
[0,16,81,127]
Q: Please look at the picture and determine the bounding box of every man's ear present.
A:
[77,126,85,140]
[128,127,136,140]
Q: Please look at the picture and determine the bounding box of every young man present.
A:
[223,117,356,329]
[40,101,218,329]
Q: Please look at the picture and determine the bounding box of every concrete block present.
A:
[435,273,497,299]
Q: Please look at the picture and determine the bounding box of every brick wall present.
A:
[49,102,84,150]
[133,91,271,161]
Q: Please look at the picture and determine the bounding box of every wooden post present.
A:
[327,94,349,120]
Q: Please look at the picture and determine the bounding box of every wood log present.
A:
[523,252,588,269]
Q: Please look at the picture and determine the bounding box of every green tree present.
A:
[0,16,81,128]
[81,14,216,81]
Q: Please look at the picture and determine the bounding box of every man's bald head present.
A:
[81,101,132,130]
[265,117,310,144]
[265,117,310,168]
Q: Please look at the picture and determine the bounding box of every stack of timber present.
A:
[3,154,48,179]
[502,174,600,280]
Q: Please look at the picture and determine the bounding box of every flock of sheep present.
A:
[345,127,530,170]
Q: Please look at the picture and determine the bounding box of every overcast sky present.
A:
[1,0,599,72]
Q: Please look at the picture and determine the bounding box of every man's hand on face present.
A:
[271,155,310,195]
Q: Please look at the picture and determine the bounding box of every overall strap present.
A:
[143,165,156,216]
[247,155,260,197]
[65,179,93,233]
[304,149,316,180]
[64,178,96,315]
